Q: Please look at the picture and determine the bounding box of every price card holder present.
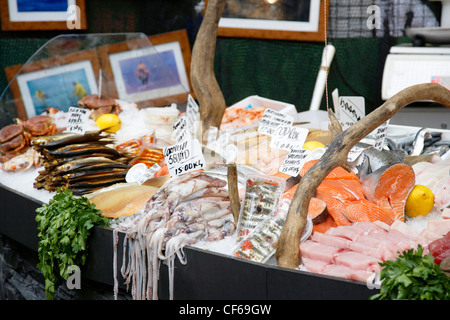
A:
[65,107,89,134]
[270,126,309,151]
[186,94,200,137]
[279,148,311,177]
[338,96,365,130]
[258,108,294,136]
[172,114,192,143]
[163,139,205,177]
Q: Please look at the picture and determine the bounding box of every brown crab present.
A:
[77,94,121,121]
[0,115,57,161]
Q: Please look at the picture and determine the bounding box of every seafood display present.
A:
[111,171,236,300]
[236,175,285,241]
[31,130,131,195]
[0,115,58,162]
[0,90,449,301]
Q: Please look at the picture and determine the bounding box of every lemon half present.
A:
[96,113,122,133]
[405,184,435,218]
[302,140,325,151]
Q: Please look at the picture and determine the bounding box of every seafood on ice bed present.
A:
[1,94,450,299]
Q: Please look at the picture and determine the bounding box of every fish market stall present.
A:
[1,17,450,301]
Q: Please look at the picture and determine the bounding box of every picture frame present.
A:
[206,0,327,42]
[0,0,87,31]
[4,49,101,119]
[98,29,192,108]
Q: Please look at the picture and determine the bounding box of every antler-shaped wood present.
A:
[190,0,227,141]
[276,83,450,269]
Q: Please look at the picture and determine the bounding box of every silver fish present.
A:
[351,144,405,177]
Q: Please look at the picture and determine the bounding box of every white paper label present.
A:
[172,114,191,143]
[270,126,309,151]
[65,107,89,134]
[338,96,365,130]
[163,139,205,177]
[186,94,200,134]
[279,148,311,177]
[206,126,219,146]
[258,108,294,136]
[136,163,161,184]
[373,120,390,150]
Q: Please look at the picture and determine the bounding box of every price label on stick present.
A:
[163,139,205,177]
[65,107,89,134]
[373,120,389,150]
[279,148,311,177]
[172,114,192,143]
[270,126,309,151]
[186,94,200,136]
[258,108,293,136]
[338,96,365,130]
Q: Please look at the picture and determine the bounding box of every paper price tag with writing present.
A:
[186,94,200,133]
[338,96,365,130]
[172,114,192,143]
[257,108,294,136]
[270,126,309,151]
[65,107,89,134]
[373,120,390,150]
[163,139,205,177]
[279,148,311,177]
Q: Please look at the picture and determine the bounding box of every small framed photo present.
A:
[4,49,101,119]
[0,0,87,31]
[98,29,192,108]
[207,0,327,42]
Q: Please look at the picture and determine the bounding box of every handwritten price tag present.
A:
[270,126,309,151]
[163,139,205,177]
[65,107,89,134]
[279,148,311,177]
[373,120,389,150]
[258,108,293,136]
[338,96,365,130]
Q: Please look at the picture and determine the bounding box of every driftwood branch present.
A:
[275,83,450,269]
[190,0,227,140]
[227,162,241,224]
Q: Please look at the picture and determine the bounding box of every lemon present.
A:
[302,140,325,151]
[405,185,435,218]
[96,113,121,133]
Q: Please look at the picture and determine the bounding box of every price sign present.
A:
[270,126,309,151]
[172,114,191,143]
[373,120,389,150]
[186,94,200,135]
[279,148,311,177]
[338,96,365,130]
[65,107,89,134]
[257,108,293,136]
[163,139,205,177]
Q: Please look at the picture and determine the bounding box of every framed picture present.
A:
[98,29,192,108]
[0,0,87,31]
[206,0,327,42]
[4,49,101,119]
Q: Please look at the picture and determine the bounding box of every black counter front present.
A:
[0,183,377,300]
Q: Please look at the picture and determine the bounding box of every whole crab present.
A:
[78,94,121,120]
[0,115,57,161]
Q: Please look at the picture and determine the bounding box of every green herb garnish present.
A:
[370,245,450,300]
[35,188,109,300]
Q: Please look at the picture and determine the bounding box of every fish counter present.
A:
[0,94,449,300]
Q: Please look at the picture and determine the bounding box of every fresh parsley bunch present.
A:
[35,188,109,300]
[370,245,450,300]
